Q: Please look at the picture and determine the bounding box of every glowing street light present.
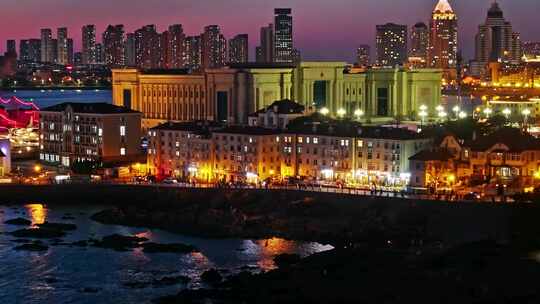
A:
[419,110,428,127]
[483,108,492,119]
[458,111,467,119]
[438,111,447,120]
[522,108,532,125]
[354,109,364,120]
[502,108,511,120]
[419,104,428,112]
[337,108,346,118]
[436,105,444,112]
[320,107,330,116]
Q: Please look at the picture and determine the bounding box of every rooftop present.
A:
[150,121,222,136]
[140,69,192,75]
[254,99,305,115]
[465,127,540,152]
[410,148,454,161]
[213,126,280,136]
[41,102,140,114]
[433,0,454,13]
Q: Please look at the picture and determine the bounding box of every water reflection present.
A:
[25,203,47,224]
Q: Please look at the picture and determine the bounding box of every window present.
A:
[120,126,126,136]
[120,148,126,156]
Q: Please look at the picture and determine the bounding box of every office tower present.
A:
[134,25,160,69]
[256,24,274,63]
[183,36,202,70]
[410,22,429,60]
[95,43,104,64]
[228,34,249,64]
[6,40,16,57]
[292,48,301,64]
[201,25,226,69]
[523,42,540,58]
[159,30,170,69]
[356,45,370,66]
[19,39,41,62]
[475,1,521,65]
[168,24,185,68]
[74,52,83,65]
[40,28,54,63]
[376,23,408,66]
[274,8,293,63]
[67,38,74,65]
[82,25,96,64]
[57,27,69,65]
[103,25,125,67]
[51,39,58,63]
[125,33,136,67]
[428,0,458,69]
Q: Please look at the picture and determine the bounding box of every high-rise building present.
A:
[134,25,160,69]
[20,39,41,62]
[103,25,125,67]
[410,22,429,61]
[256,24,274,63]
[183,36,202,70]
[125,33,136,67]
[523,41,540,58]
[95,43,104,64]
[6,40,16,57]
[158,30,170,69]
[376,23,408,67]
[228,34,249,64]
[356,45,370,67]
[57,27,69,65]
[168,24,185,68]
[74,52,83,65]
[67,38,74,65]
[274,8,293,63]
[428,0,458,69]
[51,39,58,63]
[201,25,226,69]
[40,28,54,63]
[474,1,521,65]
[82,25,96,64]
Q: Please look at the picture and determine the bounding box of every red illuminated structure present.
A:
[0,97,40,129]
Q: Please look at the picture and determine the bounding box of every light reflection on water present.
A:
[0,204,332,304]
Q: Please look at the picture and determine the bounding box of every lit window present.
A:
[313,137,319,144]
[120,148,126,156]
[120,126,126,136]
[98,128,103,136]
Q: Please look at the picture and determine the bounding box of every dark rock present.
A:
[273,253,301,268]
[141,242,197,254]
[11,228,66,239]
[5,218,31,225]
[152,275,191,287]
[92,234,148,251]
[37,222,77,231]
[14,242,48,251]
[201,269,222,285]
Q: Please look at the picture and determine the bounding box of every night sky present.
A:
[1,0,539,62]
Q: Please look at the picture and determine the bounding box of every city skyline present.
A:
[1,0,539,62]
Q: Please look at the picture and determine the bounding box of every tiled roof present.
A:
[150,121,222,136]
[259,99,305,115]
[41,102,139,114]
[464,127,540,152]
[213,126,280,136]
[410,148,454,161]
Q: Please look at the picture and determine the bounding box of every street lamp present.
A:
[354,109,364,120]
[337,108,346,118]
[483,108,492,119]
[320,107,330,116]
[502,108,511,120]
[522,108,531,126]
[438,111,447,121]
[452,105,460,118]
[458,111,467,119]
[436,105,444,113]
[419,110,428,127]
[419,104,428,112]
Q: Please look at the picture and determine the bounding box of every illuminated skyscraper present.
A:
[256,24,274,63]
[20,39,41,62]
[183,36,202,70]
[376,23,407,66]
[428,0,458,69]
[356,44,370,67]
[410,22,429,62]
[229,34,249,64]
[475,1,521,64]
[67,38,74,65]
[6,40,16,57]
[134,25,159,69]
[168,24,185,68]
[57,27,69,65]
[82,25,96,64]
[103,25,125,67]
[201,25,226,69]
[274,8,293,63]
[40,28,54,63]
[125,33,136,67]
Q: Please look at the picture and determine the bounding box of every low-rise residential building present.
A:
[248,99,307,129]
[39,103,142,167]
[0,138,11,176]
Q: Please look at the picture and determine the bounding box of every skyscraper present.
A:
[474,1,521,65]
[95,43,104,64]
[125,33,136,67]
[256,24,274,63]
[67,38,74,65]
[356,45,370,67]
[228,34,249,64]
[159,30,170,69]
[20,39,41,62]
[168,24,185,68]
[523,41,540,58]
[82,25,97,64]
[428,0,458,69]
[183,36,202,70]
[57,27,69,65]
[134,25,160,69]
[376,23,408,67]
[410,22,429,62]
[103,25,125,67]
[274,8,293,63]
[201,25,226,69]
[6,40,16,57]
[40,28,54,63]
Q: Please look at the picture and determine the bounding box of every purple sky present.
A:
[1,0,539,62]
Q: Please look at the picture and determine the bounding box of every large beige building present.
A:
[113,62,442,128]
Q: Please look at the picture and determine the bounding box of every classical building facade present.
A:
[113,62,442,128]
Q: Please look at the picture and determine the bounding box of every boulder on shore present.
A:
[14,241,49,251]
[5,218,32,226]
[91,234,148,251]
[11,228,66,239]
[37,222,77,231]
[141,242,197,254]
